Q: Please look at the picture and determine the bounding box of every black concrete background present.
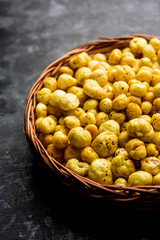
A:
[1,0,160,239]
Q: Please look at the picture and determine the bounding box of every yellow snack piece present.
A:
[88,159,113,184]
[88,60,99,71]
[43,77,57,92]
[58,117,64,125]
[90,69,108,87]
[64,144,81,161]
[126,103,142,120]
[96,112,109,127]
[79,112,96,126]
[66,159,89,176]
[136,68,152,84]
[138,115,151,124]
[81,147,99,164]
[121,55,138,72]
[47,115,58,124]
[122,47,132,53]
[126,118,154,142]
[146,143,159,157]
[83,79,108,100]
[139,57,153,68]
[108,48,122,65]
[99,120,120,136]
[158,49,160,63]
[49,89,66,107]
[153,173,160,185]
[47,104,63,118]
[39,133,53,148]
[129,37,147,55]
[128,79,141,86]
[47,144,64,163]
[111,155,135,179]
[52,131,68,149]
[109,111,125,125]
[151,113,160,131]
[114,65,135,82]
[153,98,160,111]
[153,83,160,98]
[83,98,99,111]
[122,52,135,59]
[150,37,160,52]
[92,131,118,157]
[68,127,92,148]
[152,62,159,70]
[143,44,157,62]
[120,121,128,132]
[126,139,147,160]
[69,52,90,69]
[141,101,152,115]
[99,98,112,113]
[63,116,80,129]
[57,74,77,90]
[118,131,131,148]
[75,67,91,85]
[143,91,154,103]
[128,171,152,186]
[141,157,160,176]
[112,94,129,110]
[130,83,147,97]
[112,81,129,97]
[152,131,160,147]
[115,148,129,159]
[84,124,98,140]
[87,108,98,116]
[59,93,80,111]
[59,66,74,76]
[107,66,117,82]
[88,60,110,72]
[114,178,128,187]
[54,125,69,135]
[151,60,159,69]
[67,86,88,107]
[35,116,56,133]
[66,107,85,119]
[36,88,52,105]
[150,106,159,116]
[35,103,47,118]
[151,69,160,86]
[103,82,114,99]
[99,61,111,71]
[92,53,106,62]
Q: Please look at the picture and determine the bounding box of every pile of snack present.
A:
[35,37,160,187]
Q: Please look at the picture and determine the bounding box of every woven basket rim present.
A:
[24,34,160,206]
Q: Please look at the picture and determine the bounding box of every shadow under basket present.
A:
[24,34,160,211]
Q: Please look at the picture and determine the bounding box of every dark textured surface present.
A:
[1,0,160,239]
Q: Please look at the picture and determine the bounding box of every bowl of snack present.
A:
[24,34,160,210]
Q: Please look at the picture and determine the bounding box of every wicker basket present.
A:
[24,34,160,210]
